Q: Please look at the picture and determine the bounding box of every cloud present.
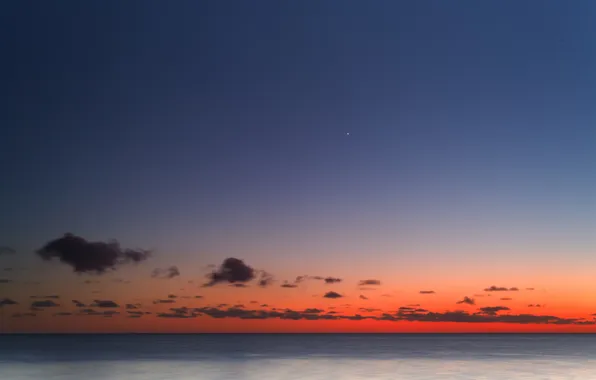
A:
[30,295,60,299]
[484,286,519,292]
[456,296,475,306]
[323,291,343,299]
[419,290,436,294]
[84,280,100,285]
[0,298,18,306]
[194,295,203,299]
[153,299,176,304]
[72,300,86,307]
[359,295,368,300]
[90,300,119,308]
[500,297,513,301]
[526,288,535,291]
[125,304,139,309]
[230,283,248,288]
[478,306,511,316]
[31,300,59,308]
[204,258,255,287]
[0,279,12,283]
[281,282,298,288]
[528,304,543,308]
[36,233,150,274]
[0,246,15,255]
[324,277,342,284]
[151,266,180,279]
[303,308,323,314]
[168,294,177,299]
[257,271,274,287]
[358,279,381,286]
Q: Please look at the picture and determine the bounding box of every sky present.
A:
[1,1,595,333]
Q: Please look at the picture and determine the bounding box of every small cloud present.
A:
[324,277,342,284]
[125,304,139,309]
[194,295,203,299]
[528,304,543,308]
[0,279,12,283]
[419,290,436,294]
[257,271,274,287]
[456,296,475,306]
[478,306,510,316]
[500,297,513,301]
[249,301,258,304]
[91,300,119,308]
[281,282,298,288]
[323,291,343,299]
[31,300,59,308]
[153,299,176,304]
[0,298,18,306]
[30,295,60,299]
[168,294,177,299]
[12,312,36,318]
[484,286,519,292]
[359,295,368,300]
[230,283,248,288]
[72,300,86,307]
[151,266,180,279]
[526,288,535,291]
[358,279,381,286]
[53,312,72,317]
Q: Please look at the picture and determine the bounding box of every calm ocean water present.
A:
[1,334,595,379]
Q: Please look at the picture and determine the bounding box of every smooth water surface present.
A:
[1,334,595,379]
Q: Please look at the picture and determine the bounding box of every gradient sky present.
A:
[1,1,595,332]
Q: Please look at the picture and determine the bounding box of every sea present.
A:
[1,334,595,379]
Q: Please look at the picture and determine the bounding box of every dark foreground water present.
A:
[1,334,595,379]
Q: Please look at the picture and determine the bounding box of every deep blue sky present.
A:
[2,1,595,283]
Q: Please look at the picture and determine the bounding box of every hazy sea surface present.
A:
[1,334,596,379]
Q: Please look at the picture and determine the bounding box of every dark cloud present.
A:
[36,233,150,274]
[127,310,144,316]
[0,246,15,255]
[153,299,176,304]
[53,312,72,317]
[125,304,139,309]
[456,296,475,306]
[90,300,119,308]
[324,277,342,284]
[230,283,248,288]
[281,282,298,288]
[204,258,255,287]
[526,288,535,291]
[323,291,343,299]
[484,286,519,292]
[249,301,258,304]
[151,266,180,279]
[31,300,59,308]
[500,297,513,301]
[419,290,436,294]
[168,294,177,299]
[0,298,18,306]
[528,304,543,308]
[72,300,86,307]
[478,306,511,316]
[30,295,60,299]
[359,295,368,300]
[0,279,12,283]
[358,279,381,286]
[194,295,203,299]
[303,308,323,314]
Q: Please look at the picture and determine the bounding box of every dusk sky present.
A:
[1,1,595,332]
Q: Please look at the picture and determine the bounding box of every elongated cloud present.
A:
[31,300,59,308]
[323,291,343,299]
[419,290,436,294]
[478,306,510,316]
[358,279,381,286]
[456,296,475,306]
[0,246,15,255]
[36,233,150,274]
[151,266,180,279]
[324,277,342,284]
[484,286,519,292]
[91,300,119,308]
[0,298,18,306]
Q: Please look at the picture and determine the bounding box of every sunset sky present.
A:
[1,1,595,333]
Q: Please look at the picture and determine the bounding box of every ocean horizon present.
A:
[2,333,596,379]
